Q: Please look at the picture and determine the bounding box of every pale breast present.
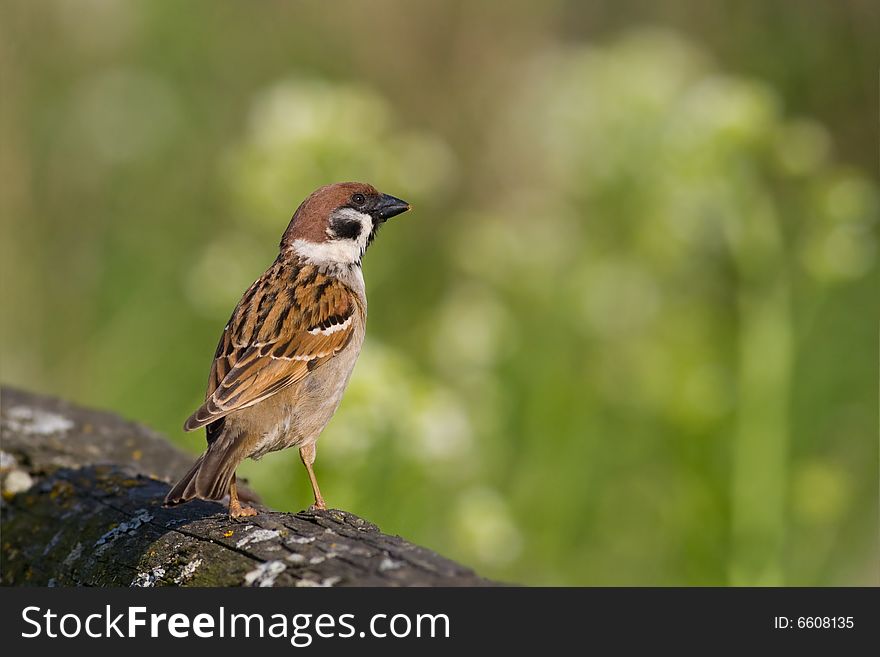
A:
[231,306,366,460]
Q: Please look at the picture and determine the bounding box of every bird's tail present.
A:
[164,442,241,505]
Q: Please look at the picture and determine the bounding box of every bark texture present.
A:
[0,388,494,587]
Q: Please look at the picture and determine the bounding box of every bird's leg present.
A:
[228,474,257,518]
[300,443,327,510]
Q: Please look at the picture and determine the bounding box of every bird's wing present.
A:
[184,260,359,432]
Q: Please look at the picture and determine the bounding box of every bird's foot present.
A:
[229,501,258,518]
[308,500,327,512]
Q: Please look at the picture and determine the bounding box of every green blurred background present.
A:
[1,1,877,586]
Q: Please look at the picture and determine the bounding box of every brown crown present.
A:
[280,182,379,247]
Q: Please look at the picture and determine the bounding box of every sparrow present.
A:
[165,182,410,517]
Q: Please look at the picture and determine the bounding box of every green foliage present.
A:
[2,2,876,585]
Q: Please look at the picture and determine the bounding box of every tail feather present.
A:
[164,454,203,505]
[164,443,241,506]
[194,444,240,500]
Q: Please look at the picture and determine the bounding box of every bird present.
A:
[165,182,410,517]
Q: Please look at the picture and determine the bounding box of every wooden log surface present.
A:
[0,387,495,587]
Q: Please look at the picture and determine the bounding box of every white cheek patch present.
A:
[332,208,373,255]
[307,315,352,336]
[291,208,373,267]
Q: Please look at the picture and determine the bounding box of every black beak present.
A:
[373,194,410,222]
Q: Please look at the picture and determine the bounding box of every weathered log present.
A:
[0,387,494,587]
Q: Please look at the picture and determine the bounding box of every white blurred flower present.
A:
[227,77,455,225]
[800,176,878,282]
[409,391,473,463]
[453,487,523,567]
[247,79,389,148]
[501,29,708,191]
[485,27,878,301]
[679,76,779,148]
[184,233,268,317]
[320,343,475,469]
[430,283,514,376]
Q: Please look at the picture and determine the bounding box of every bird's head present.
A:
[281,182,410,269]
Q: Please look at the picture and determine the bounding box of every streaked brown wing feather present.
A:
[184,260,358,432]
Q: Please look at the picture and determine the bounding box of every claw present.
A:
[229,501,258,518]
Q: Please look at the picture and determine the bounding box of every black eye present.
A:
[351,193,366,207]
